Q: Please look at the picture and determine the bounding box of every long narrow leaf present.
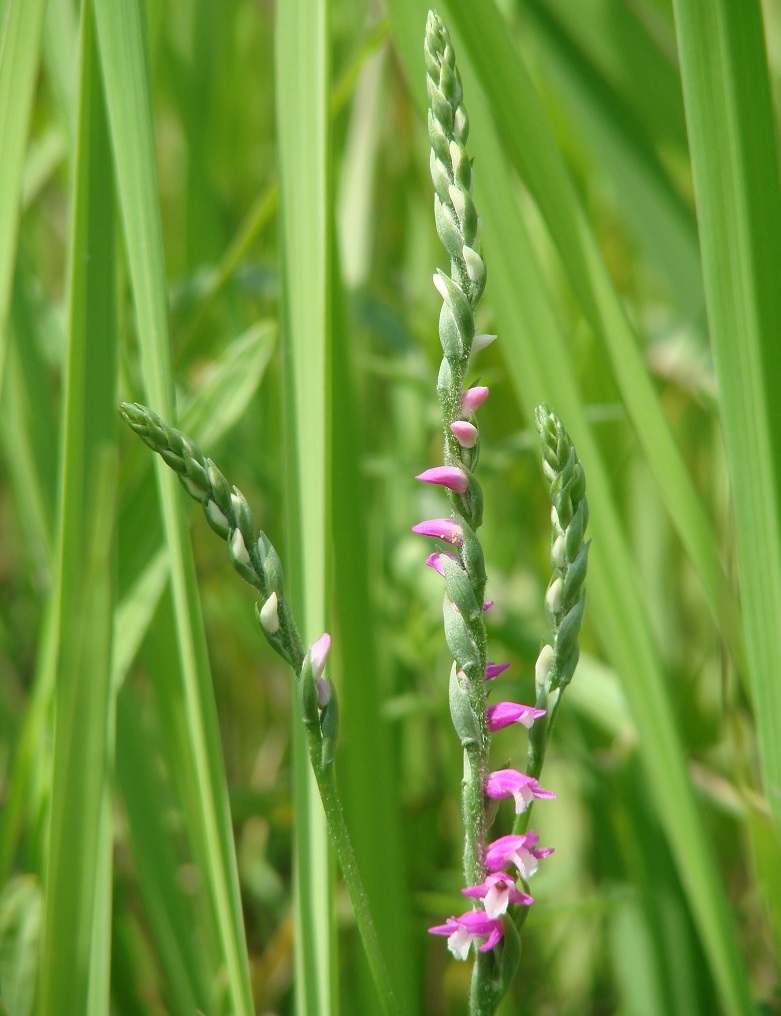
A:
[38,7,116,1011]
[0,0,46,393]
[275,0,334,1011]
[672,0,781,823]
[92,1,253,1011]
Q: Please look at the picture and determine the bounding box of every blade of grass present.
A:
[38,7,116,1011]
[0,0,46,394]
[333,45,418,1013]
[92,1,253,1012]
[275,0,334,1011]
[4,270,60,577]
[519,0,704,324]
[178,17,389,362]
[116,653,210,1013]
[672,0,781,823]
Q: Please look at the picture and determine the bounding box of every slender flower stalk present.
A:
[522,406,590,794]
[118,401,399,1015]
[417,14,554,1013]
[418,17,588,1013]
[419,10,490,909]
[508,407,589,947]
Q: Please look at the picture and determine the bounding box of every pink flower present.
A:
[484,661,510,681]
[485,770,556,814]
[485,831,554,880]
[462,873,533,918]
[411,518,463,545]
[461,386,489,414]
[415,466,469,494]
[485,702,546,732]
[428,910,504,960]
[425,550,460,576]
[450,420,478,448]
[482,600,494,611]
[308,633,331,681]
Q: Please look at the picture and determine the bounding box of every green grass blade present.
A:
[4,270,60,575]
[0,0,46,394]
[332,48,417,1012]
[275,0,334,1011]
[116,680,209,1013]
[672,0,781,824]
[520,0,704,322]
[0,876,42,1016]
[38,7,116,1011]
[92,1,253,1012]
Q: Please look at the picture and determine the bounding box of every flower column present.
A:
[415,10,492,914]
[413,14,556,1014]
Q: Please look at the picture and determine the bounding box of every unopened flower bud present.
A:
[462,246,485,283]
[416,466,469,494]
[412,518,464,545]
[535,644,555,696]
[229,528,251,567]
[461,386,489,415]
[470,333,497,355]
[259,592,280,633]
[309,633,331,681]
[545,576,563,617]
[450,421,478,448]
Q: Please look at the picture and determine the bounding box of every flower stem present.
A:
[119,402,399,1015]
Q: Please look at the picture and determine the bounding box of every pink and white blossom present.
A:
[485,702,546,732]
[428,909,504,959]
[485,770,557,814]
[485,831,554,880]
[462,872,533,918]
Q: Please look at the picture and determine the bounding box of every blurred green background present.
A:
[1,0,780,1013]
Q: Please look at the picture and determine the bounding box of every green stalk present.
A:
[422,15,505,1014]
[119,404,400,1015]
[522,406,589,792]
